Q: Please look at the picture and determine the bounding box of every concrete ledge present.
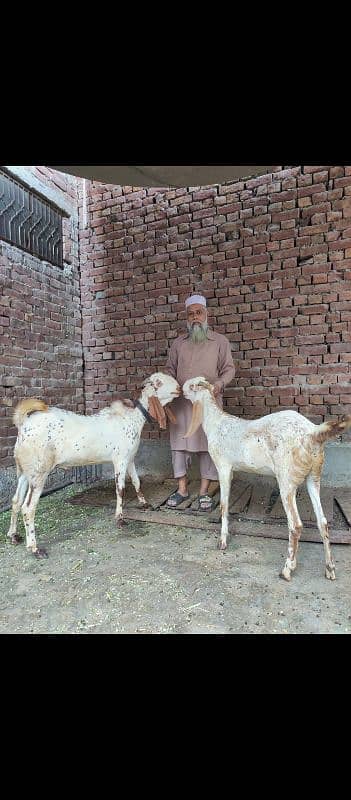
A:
[101,439,351,487]
[1,440,349,512]
[323,442,351,487]
[100,440,173,482]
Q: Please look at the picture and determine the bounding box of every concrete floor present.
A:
[0,483,350,634]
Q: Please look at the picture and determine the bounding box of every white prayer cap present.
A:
[185,294,207,308]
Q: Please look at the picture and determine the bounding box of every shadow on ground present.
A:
[0,482,350,634]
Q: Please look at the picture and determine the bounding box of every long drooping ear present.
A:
[148,396,167,429]
[164,404,177,424]
[184,401,203,438]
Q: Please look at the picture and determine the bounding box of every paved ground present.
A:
[0,483,350,634]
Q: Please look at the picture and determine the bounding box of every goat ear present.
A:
[148,396,167,430]
[184,401,203,438]
[164,404,177,424]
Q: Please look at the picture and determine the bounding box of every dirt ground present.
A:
[0,482,350,634]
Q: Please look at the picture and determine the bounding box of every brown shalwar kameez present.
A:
[165,329,235,479]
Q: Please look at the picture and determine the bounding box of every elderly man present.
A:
[165,294,235,511]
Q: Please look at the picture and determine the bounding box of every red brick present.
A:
[3,164,345,457]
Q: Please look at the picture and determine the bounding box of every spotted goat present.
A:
[8,373,180,557]
[183,376,351,581]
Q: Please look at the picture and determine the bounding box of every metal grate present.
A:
[0,168,64,268]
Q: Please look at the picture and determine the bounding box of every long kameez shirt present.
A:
[165,329,235,452]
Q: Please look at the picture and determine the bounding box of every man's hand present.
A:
[213,382,223,398]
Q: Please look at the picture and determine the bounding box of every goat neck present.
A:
[134,387,154,425]
[200,391,223,433]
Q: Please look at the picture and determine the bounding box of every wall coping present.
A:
[3,166,78,219]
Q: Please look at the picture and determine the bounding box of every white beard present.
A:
[187,322,209,343]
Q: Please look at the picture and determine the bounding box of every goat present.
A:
[8,372,180,557]
[183,376,351,581]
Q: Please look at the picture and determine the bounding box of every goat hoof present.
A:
[139,502,151,511]
[280,569,291,582]
[116,518,127,528]
[218,541,227,551]
[10,534,23,545]
[325,566,336,581]
[33,548,48,559]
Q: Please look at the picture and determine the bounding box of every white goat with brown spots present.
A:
[183,376,351,581]
[8,373,180,558]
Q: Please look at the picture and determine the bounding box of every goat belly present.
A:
[210,439,275,476]
[59,456,106,468]
[236,461,275,476]
[55,436,118,467]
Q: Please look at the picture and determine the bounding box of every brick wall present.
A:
[2,164,351,479]
[0,166,84,475]
[28,166,78,203]
[79,166,351,442]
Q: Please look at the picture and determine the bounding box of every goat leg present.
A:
[279,485,303,581]
[306,475,336,580]
[21,478,48,558]
[7,473,28,546]
[127,461,150,509]
[217,466,232,551]
[114,464,128,527]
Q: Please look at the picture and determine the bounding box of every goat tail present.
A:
[13,398,49,429]
[313,414,351,444]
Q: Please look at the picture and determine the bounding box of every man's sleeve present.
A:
[164,338,178,379]
[218,337,236,389]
